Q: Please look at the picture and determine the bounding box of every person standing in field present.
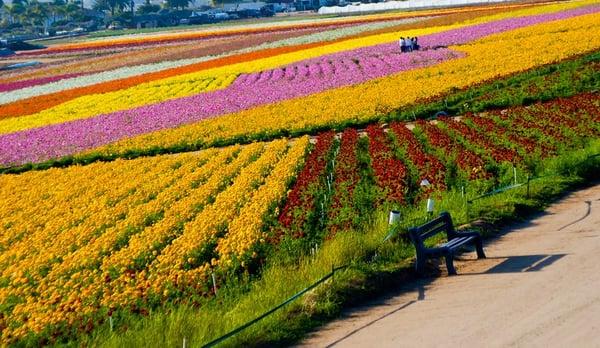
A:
[412,37,420,51]
[399,37,406,53]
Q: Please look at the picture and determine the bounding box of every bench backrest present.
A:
[408,212,457,246]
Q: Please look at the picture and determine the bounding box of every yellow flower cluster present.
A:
[93,10,600,156]
[0,0,589,135]
[0,137,309,344]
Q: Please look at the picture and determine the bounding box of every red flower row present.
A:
[366,124,408,204]
[327,128,360,233]
[278,131,335,238]
[439,116,520,164]
[390,122,446,194]
[417,120,487,179]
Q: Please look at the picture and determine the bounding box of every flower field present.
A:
[1,0,600,344]
[0,137,309,342]
[0,1,599,167]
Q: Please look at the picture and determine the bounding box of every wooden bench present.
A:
[408,212,486,275]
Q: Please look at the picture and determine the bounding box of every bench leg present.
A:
[415,256,426,275]
[445,254,457,275]
[475,237,486,259]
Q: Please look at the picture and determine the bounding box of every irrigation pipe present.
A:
[202,265,348,347]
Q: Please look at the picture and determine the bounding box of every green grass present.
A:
[61,139,600,348]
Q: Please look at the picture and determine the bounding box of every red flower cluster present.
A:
[417,120,487,179]
[439,116,520,164]
[277,131,335,238]
[366,124,408,203]
[390,122,446,193]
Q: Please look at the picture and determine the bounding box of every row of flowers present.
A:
[277,131,336,238]
[389,122,446,193]
[366,125,408,204]
[327,129,361,233]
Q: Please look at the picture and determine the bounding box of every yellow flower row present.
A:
[0,138,310,344]
[151,138,290,272]
[217,136,309,264]
[0,74,235,135]
[92,11,600,156]
[0,0,590,135]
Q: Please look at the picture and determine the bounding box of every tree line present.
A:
[0,0,194,30]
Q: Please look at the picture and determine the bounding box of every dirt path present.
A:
[298,183,600,347]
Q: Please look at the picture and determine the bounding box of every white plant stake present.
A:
[427,198,435,214]
[211,272,218,296]
[388,210,400,225]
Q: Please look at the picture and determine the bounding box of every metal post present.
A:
[526,175,531,198]
[109,315,113,332]
[183,337,187,348]
[466,200,470,220]
[513,166,517,185]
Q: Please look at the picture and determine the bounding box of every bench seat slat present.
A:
[440,236,474,250]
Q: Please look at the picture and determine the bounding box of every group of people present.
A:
[399,37,419,53]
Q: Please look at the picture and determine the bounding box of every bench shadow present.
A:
[461,253,567,275]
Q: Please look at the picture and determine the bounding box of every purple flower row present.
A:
[1,4,599,167]
[0,73,86,93]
